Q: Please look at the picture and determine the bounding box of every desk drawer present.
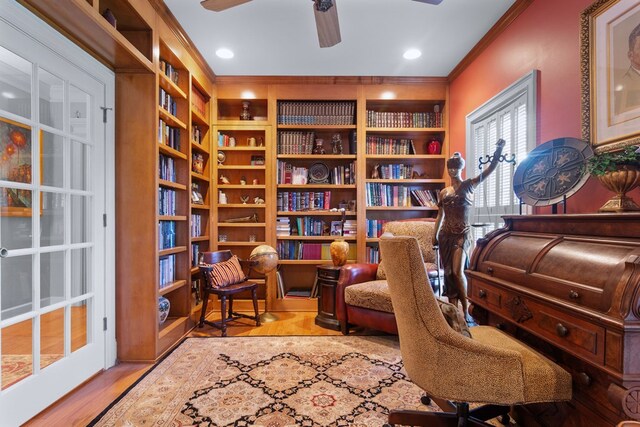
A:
[470,280,605,365]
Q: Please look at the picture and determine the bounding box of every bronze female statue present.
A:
[433,139,506,318]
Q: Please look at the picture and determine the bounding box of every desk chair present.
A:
[199,250,260,336]
[379,236,572,427]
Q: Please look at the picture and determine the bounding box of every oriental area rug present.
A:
[89,336,440,426]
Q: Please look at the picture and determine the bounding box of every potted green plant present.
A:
[585,145,640,212]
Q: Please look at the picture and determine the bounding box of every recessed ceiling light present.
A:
[1,91,16,99]
[216,48,234,59]
[381,91,396,100]
[241,90,256,99]
[403,49,422,60]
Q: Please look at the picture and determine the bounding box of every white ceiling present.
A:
[164,0,516,77]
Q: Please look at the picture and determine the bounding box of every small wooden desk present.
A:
[314,265,342,330]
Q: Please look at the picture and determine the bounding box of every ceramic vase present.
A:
[330,239,349,267]
[158,296,170,325]
[427,138,441,155]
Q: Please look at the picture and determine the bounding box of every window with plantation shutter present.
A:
[466,71,538,248]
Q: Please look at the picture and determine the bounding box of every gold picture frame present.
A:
[0,117,33,217]
[581,0,640,153]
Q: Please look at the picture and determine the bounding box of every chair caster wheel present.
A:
[421,395,431,405]
[499,414,511,425]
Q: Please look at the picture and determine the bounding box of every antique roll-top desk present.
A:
[467,214,640,426]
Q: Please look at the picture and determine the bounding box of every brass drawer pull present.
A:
[487,267,494,275]
[556,323,569,337]
[569,290,580,299]
[578,372,591,386]
[479,289,487,299]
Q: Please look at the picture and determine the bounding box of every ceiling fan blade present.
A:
[412,0,444,4]
[200,0,252,12]
[313,0,341,48]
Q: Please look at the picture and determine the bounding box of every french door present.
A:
[0,2,114,425]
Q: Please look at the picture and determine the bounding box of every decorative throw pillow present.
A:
[436,299,472,338]
[204,255,246,289]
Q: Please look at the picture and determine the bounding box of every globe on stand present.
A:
[249,245,279,322]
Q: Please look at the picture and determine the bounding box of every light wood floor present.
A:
[24,311,342,427]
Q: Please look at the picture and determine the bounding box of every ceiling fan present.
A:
[200,0,444,48]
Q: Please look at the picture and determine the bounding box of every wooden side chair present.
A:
[199,250,260,336]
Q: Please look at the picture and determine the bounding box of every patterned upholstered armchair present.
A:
[336,219,439,335]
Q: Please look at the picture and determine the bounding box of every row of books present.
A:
[366,219,390,238]
[276,161,356,185]
[375,163,415,180]
[191,243,200,267]
[411,189,439,208]
[290,217,326,236]
[330,163,356,185]
[276,217,291,236]
[365,136,415,155]
[159,255,176,289]
[158,220,176,250]
[277,162,309,185]
[159,59,180,85]
[192,124,203,145]
[366,246,380,264]
[366,111,443,128]
[277,101,356,125]
[191,213,202,237]
[365,183,413,207]
[191,87,207,118]
[217,133,234,147]
[342,219,357,236]
[159,88,178,117]
[277,131,316,154]
[277,191,332,212]
[159,154,176,182]
[158,188,177,216]
[158,119,181,151]
[277,241,357,260]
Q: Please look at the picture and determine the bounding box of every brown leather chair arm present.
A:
[335,263,378,323]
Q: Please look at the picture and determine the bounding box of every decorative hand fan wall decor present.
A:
[200,0,444,48]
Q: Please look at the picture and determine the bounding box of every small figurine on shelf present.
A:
[427,137,442,155]
[412,171,427,179]
[219,190,228,205]
[220,174,230,184]
[331,133,343,154]
[252,178,259,185]
[312,139,325,155]
[254,196,265,204]
[371,164,381,179]
[240,101,252,120]
[240,176,247,185]
[240,195,250,204]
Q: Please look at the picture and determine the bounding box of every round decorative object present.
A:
[330,239,349,267]
[513,137,593,207]
[249,244,278,275]
[309,162,330,183]
[623,386,640,420]
[217,151,226,164]
[158,296,170,325]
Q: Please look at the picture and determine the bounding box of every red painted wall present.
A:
[449,0,611,213]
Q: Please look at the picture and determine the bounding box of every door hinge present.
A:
[103,213,107,227]
[100,106,113,123]
[103,317,108,331]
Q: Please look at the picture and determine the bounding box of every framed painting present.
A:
[0,117,33,216]
[581,0,640,153]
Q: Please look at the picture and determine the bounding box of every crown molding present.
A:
[448,0,533,82]
[214,75,448,85]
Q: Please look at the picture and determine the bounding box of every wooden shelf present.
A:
[277,210,356,216]
[158,279,188,296]
[277,124,356,130]
[277,154,357,160]
[158,179,187,190]
[191,108,209,127]
[158,316,189,339]
[191,204,210,210]
[217,222,266,228]
[191,171,209,182]
[217,119,269,126]
[217,146,266,152]
[217,241,266,246]
[366,238,380,243]
[191,236,210,242]
[191,141,210,155]
[278,184,356,189]
[365,154,446,160]
[159,246,188,256]
[218,203,266,208]
[366,179,446,184]
[218,165,266,170]
[366,206,438,211]
[158,215,188,221]
[279,259,356,265]
[159,107,187,130]
[277,236,357,241]
[158,72,187,100]
[158,143,187,160]
[218,184,266,189]
[366,127,445,132]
